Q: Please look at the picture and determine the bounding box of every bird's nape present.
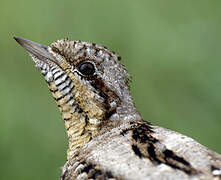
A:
[14,36,139,158]
[14,36,221,180]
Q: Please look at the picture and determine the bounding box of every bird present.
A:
[14,36,221,180]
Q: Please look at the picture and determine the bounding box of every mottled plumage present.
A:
[14,37,221,180]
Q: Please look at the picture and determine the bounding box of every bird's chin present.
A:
[31,56,56,83]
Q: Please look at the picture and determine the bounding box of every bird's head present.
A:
[14,37,141,157]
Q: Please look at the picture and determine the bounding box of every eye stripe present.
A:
[82,76,121,118]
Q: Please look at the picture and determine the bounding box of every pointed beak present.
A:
[13,36,56,64]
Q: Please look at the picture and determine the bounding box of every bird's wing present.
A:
[152,125,221,179]
[61,121,221,180]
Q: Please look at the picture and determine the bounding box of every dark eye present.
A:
[78,61,95,76]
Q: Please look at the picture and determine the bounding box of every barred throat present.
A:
[39,63,104,158]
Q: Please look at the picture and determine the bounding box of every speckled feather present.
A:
[14,37,221,180]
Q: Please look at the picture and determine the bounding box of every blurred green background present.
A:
[1,0,221,179]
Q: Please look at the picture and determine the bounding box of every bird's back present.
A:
[61,120,221,180]
[14,37,221,180]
